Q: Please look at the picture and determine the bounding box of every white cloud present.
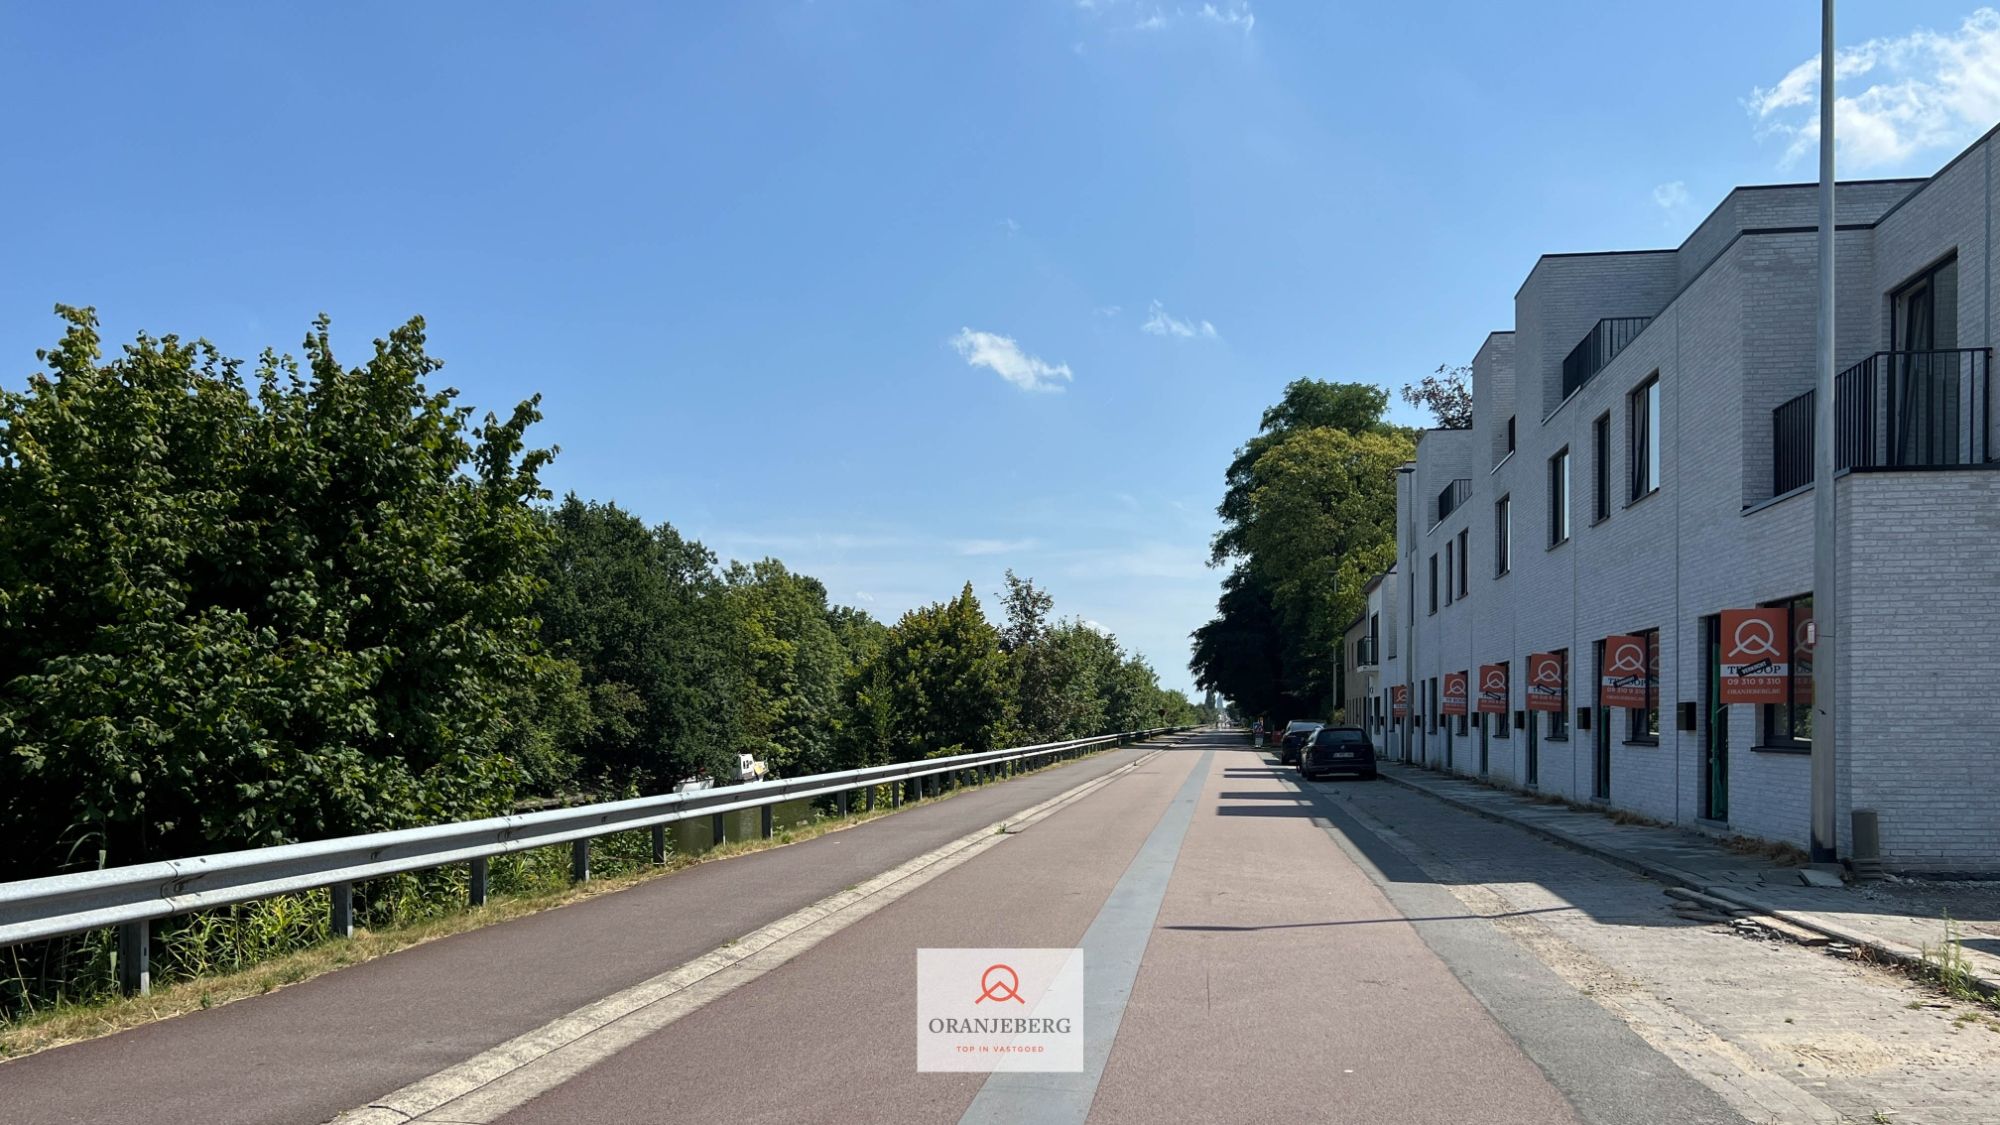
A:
[1747,8,2000,170]
[950,327,1074,393]
[1140,299,1218,340]
[1199,3,1254,33]
[1094,304,1123,318]
[954,537,1038,557]
[1002,217,1020,235]
[1082,0,1254,36]
[1653,180,1689,210]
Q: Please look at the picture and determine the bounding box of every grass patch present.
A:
[1720,834,1810,867]
[0,753,1113,1060]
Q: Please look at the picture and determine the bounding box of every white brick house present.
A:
[1378,129,2000,874]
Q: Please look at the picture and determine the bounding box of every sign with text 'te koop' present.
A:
[1441,671,1468,716]
[1600,634,1650,709]
[1720,608,1789,705]
[1526,652,1564,712]
[1477,663,1509,714]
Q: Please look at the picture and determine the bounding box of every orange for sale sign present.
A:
[1476,663,1508,714]
[1442,671,1468,716]
[1721,608,1790,704]
[1526,652,1564,712]
[1391,684,1408,718]
[1601,634,1650,709]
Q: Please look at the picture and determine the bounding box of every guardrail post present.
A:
[571,839,590,883]
[891,780,902,808]
[330,881,355,938]
[652,824,668,864]
[838,790,850,818]
[761,804,774,838]
[118,921,149,997]
[469,857,490,906]
[866,785,877,812]
[712,813,726,848]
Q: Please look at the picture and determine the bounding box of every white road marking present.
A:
[330,744,1173,1125]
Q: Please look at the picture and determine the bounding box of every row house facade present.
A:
[1373,128,2000,874]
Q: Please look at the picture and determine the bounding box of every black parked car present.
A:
[1277,722,1321,765]
[1299,725,1376,781]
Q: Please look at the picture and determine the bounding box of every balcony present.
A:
[1561,316,1653,400]
[1356,637,1378,668]
[1435,478,1471,523]
[1771,348,1992,494]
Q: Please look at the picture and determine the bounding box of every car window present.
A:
[1314,730,1365,747]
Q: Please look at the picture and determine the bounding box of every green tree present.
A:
[877,583,1006,758]
[725,559,845,776]
[1193,379,1410,720]
[1401,363,1473,428]
[0,308,558,879]
[1240,425,1411,707]
[535,497,742,793]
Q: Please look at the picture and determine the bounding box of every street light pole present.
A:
[1810,0,1839,864]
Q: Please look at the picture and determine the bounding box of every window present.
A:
[1456,529,1469,598]
[1368,613,1380,663]
[1592,412,1611,521]
[1506,415,1516,454]
[1549,649,1570,738]
[1629,375,1660,500]
[1429,678,1439,730]
[1495,700,1510,738]
[1444,541,1454,606]
[1548,448,1571,546]
[1428,554,1438,615]
[1761,594,1815,746]
[1625,628,1660,743]
[1495,496,1511,576]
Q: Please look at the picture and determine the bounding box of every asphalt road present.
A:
[0,731,1744,1124]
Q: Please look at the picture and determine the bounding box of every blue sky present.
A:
[5,2,1998,693]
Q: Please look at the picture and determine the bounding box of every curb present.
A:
[1376,765,2000,1000]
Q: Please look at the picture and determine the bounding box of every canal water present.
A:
[666,794,822,856]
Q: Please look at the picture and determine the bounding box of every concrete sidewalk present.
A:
[1376,762,2000,996]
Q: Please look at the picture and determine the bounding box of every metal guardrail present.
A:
[0,727,1184,994]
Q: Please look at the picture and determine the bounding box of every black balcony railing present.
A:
[1771,348,1992,494]
[1435,478,1471,523]
[1561,316,1653,400]
[1356,637,1378,668]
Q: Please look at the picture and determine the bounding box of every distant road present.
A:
[0,732,1743,1125]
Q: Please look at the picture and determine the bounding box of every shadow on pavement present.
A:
[1163,905,1577,932]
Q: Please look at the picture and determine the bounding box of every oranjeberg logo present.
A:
[926,963,1073,1036]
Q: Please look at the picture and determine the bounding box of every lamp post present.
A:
[1810,0,1839,864]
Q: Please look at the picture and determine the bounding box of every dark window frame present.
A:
[1494,495,1511,576]
[1505,415,1516,454]
[1628,375,1661,502]
[1759,593,1814,746]
[1456,528,1469,598]
[1592,412,1611,522]
[1444,540,1454,606]
[1428,554,1438,615]
[1548,649,1570,739]
[1623,627,1661,744]
[1548,448,1571,546]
